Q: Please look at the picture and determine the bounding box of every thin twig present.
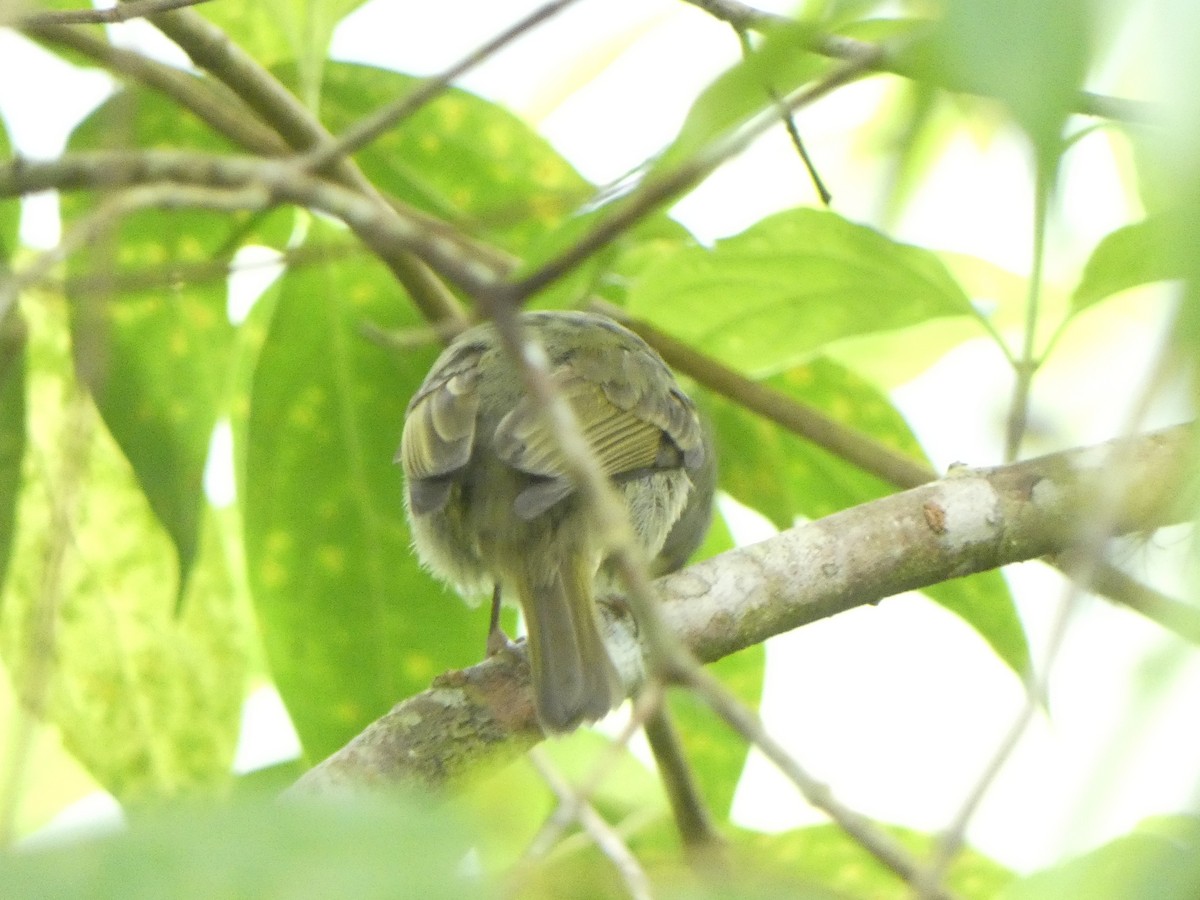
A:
[17,0,212,27]
[483,212,946,894]
[679,665,960,900]
[500,45,883,305]
[1004,165,1052,462]
[0,151,505,299]
[733,27,832,206]
[913,341,1184,897]
[594,302,937,489]
[0,183,266,323]
[504,699,657,897]
[643,703,725,856]
[138,2,469,325]
[525,749,653,900]
[297,0,584,174]
[23,23,291,157]
[681,0,1159,126]
[0,384,91,846]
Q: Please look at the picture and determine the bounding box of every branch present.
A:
[288,423,1195,795]
[681,0,1160,126]
[23,23,291,157]
[296,0,583,174]
[122,1,468,325]
[0,151,506,298]
[16,0,212,26]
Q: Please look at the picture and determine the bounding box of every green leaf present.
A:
[910,0,1089,164]
[0,119,17,259]
[1002,816,1200,900]
[728,822,1014,899]
[0,795,476,900]
[317,62,591,257]
[627,208,975,377]
[704,357,1028,678]
[0,298,251,803]
[925,570,1029,678]
[202,0,370,78]
[655,20,827,171]
[0,308,25,593]
[243,221,480,760]
[665,643,764,819]
[64,87,291,594]
[0,658,101,840]
[705,357,925,527]
[1071,215,1188,317]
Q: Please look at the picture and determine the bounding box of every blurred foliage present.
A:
[0,794,478,900]
[0,0,1193,897]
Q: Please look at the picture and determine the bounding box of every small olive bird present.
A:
[398,311,714,733]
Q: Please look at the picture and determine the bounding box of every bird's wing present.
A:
[397,342,484,514]
[493,342,704,520]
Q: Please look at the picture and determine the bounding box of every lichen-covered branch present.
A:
[290,423,1195,796]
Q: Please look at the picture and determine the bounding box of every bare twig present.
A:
[523,749,653,900]
[732,26,831,206]
[596,302,936,489]
[499,45,883,305]
[913,352,1185,897]
[643,703,725,855]
[0,382,91,846]
[137,2,469,325]
[0,183,260,323]
[504,700,656,897]
[0,151,506,299]
[297,0,584,174]
[681,0,1160,126]
[23,23,291,157]
[680,664,959,900]
[17,0,212,27]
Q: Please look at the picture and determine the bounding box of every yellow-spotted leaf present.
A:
[63,87,292,595]
[243,222,480,760]
[628,208,975,378]
[0,298,251,804]
[316,62,592,256]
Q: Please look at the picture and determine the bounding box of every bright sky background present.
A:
[2,0,1197,877]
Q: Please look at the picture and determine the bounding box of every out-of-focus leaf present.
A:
[316,62,591,257]
[0,118,17,258]
[704,357,1029,678]
[0,298,251,804]
[518,206,698,311]
[654,20,827,172]
[0,795,476,900]
[63,87,291,594]
[704,357,925,527]
[665,643,764,820]
[201,0,369,77]
[627,208,975,377]
[726,823,1014,899]
[243,220,480,760]
[0,125,19,589]
[1001,815,1200,900]
[1071,215,1187,317]
[453,755,556,875]
[0,659,102,840]
[925,570,1029,677]
[526,819,1012,899]
[0,308,25,592]
[909,0,1089,164]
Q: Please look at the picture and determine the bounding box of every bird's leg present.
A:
[486,583,517,656]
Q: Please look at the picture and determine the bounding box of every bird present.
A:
[398,310,713,733]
